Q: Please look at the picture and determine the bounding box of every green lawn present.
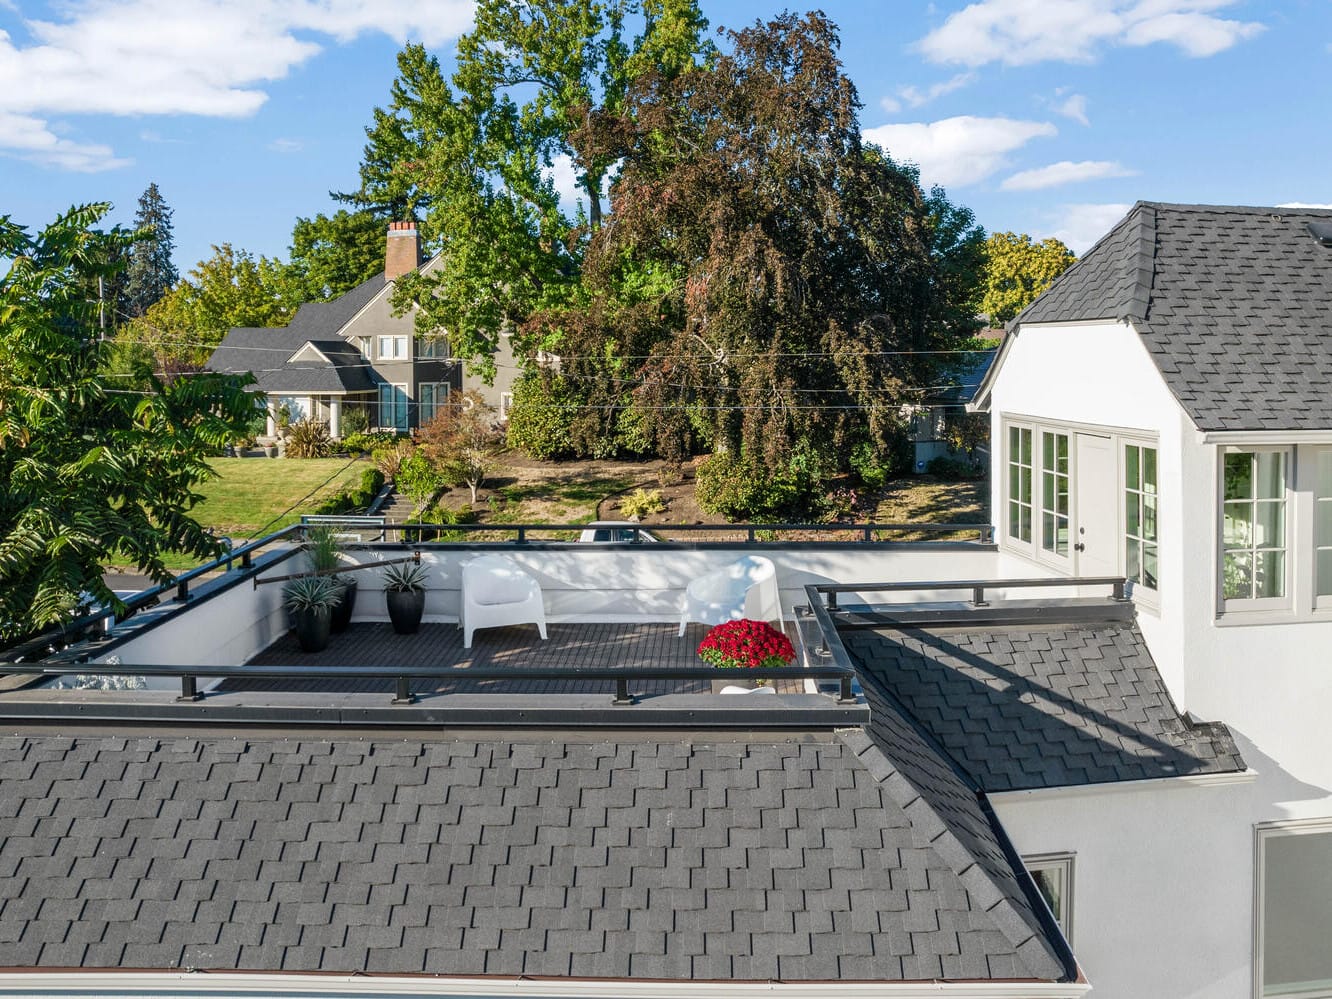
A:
[187,457,371,538]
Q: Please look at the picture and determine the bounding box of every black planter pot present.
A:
[386,589,426,634]
[293,606,332,652]
[330,579,358,633]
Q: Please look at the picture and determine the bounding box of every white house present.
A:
[971,201,1332,999]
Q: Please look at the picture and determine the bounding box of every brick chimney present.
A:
[384,221,421,282]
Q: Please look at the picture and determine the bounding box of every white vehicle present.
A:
[577,521,661,543]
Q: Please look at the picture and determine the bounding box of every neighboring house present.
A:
[205,222,519,435]
[907,338,1000,471]
[972,201,1332,999]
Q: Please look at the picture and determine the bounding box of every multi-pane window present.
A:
[1041,431,1070,556]
[356,337,372,358]
[1316,452,1332,599]
[1008,426,1033,544]
[377,335,408,360]
[416,337,448,359]
[418,382,449,424]
[378,383,409,431]
[1257,822,1332,996]
[499,392,513,422]
[1125,445,1159,590]
[1222,451,1287,600]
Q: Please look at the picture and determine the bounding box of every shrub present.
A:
[359,468,385,496]
[694,451,814,521]
[396,450,444,505]
[505,374,576,460]
[309,467,388,517]
[849,441,891,491]
[343,430,398,455]
[373,441,413,481]
[619,487,665,519]
[285,418,331,459]
[340,406,369,437]
[926,455,982,481]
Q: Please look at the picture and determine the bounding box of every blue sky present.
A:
[3,0,1328,270]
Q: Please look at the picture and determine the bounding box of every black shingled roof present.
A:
[1012,201,1332,431]
[844,621,1245,793]
[0,732,1072,984]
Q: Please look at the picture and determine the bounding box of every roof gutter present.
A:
[0,972,1091,998]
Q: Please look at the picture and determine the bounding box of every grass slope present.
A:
[188,457,370,538]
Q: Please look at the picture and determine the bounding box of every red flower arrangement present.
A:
[696,618,796,670]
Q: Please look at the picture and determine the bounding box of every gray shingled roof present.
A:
[205,330,375,395]
[0,733,1071,983]
[1015,201,1332,431]
[844,622,1245,792]
[284,273,385,338]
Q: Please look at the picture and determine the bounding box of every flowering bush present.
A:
[696,619,796,670]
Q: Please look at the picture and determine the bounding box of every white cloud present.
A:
[880,95,902,114]
[1053,92,1089,125]
[1277,202,1332,210]
[0,111,129,171]
[0,0,473,170]
[1047,202,1133,254]
[1001,159,1136,191]
[268,137,304,154]
[897,72,978,108]
[544,153,583,209]
[917,0,1264,67]
[863,115,1057,188]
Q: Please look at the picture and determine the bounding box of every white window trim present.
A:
[1001,415,1160,606]
[378,382,409,431]
[1002,418,1072,571]
[1217,446,1292,615]
[1024,852,1075,945]
[1255,817,1332,999]
[1123,440,1160,597]
[377,335,408,361]
[499,391,514,422]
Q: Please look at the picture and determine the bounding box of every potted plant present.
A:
[282,575,342,652]
[696,618,796,693]
[305,526,358,632]
[383,561,430,634]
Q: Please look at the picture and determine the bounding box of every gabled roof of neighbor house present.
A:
[205,328,375,394]
[998,201,1332,432]
[283,272,386,339]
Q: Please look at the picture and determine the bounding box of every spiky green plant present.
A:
[282,574,342,612]
[382,561,430,593]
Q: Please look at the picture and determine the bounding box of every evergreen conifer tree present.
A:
[124,182,178,317]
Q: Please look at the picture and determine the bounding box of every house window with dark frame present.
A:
[1257,820,1332,997]
[418,382,449,424]
[1009,426,1033,544]
[1222,450,1287,601]
[1125,444,1159,591]
[377,383,409,431]
[416,337,448,359]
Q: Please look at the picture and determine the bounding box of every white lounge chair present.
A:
[678,555,781,636]
[461,555,548,649]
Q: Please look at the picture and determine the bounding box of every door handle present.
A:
[1074,542,1086,552]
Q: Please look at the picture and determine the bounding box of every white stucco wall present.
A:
[985,321,1191,710]
[993,771,1258,999]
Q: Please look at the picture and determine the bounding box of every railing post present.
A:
[826,590,839,611]
[175,579,189,602]
[393,676,416,705]
[516,527,527,545]
[241,550,253,569]
[613,676,635,706]
[862,525,873,543]
[177,675,201,702]
[981,525,995,544]
[1112,579,1126,601]
[838,674,856,704]
[971,585,989,607]
[747,526,756,543]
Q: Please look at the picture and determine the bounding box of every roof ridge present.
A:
[1137,200,1332,215]
[836,704,1073,981]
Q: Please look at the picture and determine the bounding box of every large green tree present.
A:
[558,12,986,485]
[124,182,179,318]
[981,231,1075,325]
[0,205,254,639]
[121,243,302,368]
[348,1,712,379]
[288,209,385,302]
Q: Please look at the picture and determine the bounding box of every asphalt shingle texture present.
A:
[1015,201,1332,431]
[844,622,1245,792]
[0,734,1069,983]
